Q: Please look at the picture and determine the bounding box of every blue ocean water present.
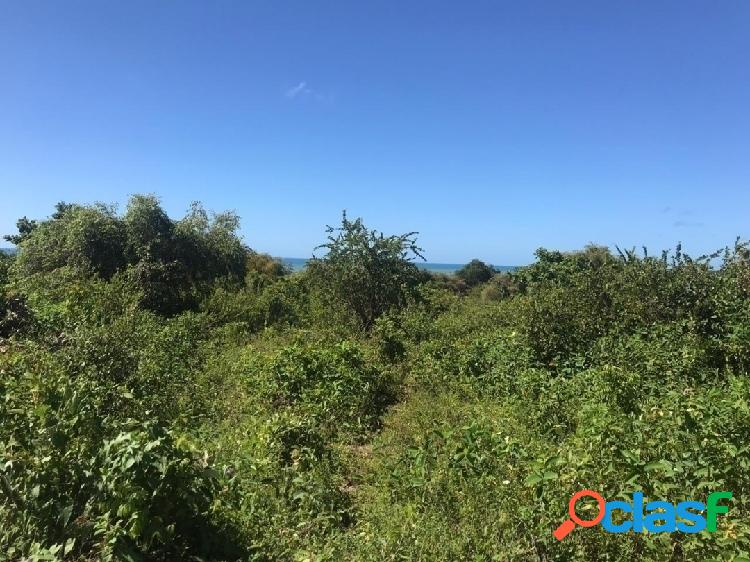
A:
[1,250,516,275]
[281,257,516,274]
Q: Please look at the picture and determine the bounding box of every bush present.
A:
[455,258,495,287]
[480,272,521,301]
[9,196,248,316]
[211,410,351,560]
[307,212,424,330]
[241,341,394,439]
[0,348,231,561]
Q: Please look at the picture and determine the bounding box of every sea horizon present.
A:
[1,248,518,275]
[280,257,518,274]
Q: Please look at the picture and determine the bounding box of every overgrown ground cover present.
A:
[1,196,750,561]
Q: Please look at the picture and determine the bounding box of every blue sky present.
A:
[1,1,748,264]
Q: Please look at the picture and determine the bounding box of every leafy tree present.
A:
[51,201,77,220]
[514,244,616,289]
[0,252,30,338]
[455,259,495,287]
[13,204,127,280]
[172,202,247,285]
[307,212,424,329]
[9,196,247,315]
[3,217,36,245]
[123,194,174,262]
[245,251,291,291]
[480,272,520,301]
[4,216,38,245]
[0,251,11,287]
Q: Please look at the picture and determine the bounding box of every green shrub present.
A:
[455,259,495,287]
[0,348,230,561]
[307,212,424,330]
[9,196,247,316]
[241,341,394,439]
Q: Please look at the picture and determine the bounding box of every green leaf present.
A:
[525,474,543,486]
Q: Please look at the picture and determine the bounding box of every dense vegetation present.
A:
[1,196,749,561]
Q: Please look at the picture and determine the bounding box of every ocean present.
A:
[0,249,516,275]
[281,257,516,275]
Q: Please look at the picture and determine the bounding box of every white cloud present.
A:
[285,81,311,99]
[283,81,335,105]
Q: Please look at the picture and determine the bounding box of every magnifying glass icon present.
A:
[553,489,606,541]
